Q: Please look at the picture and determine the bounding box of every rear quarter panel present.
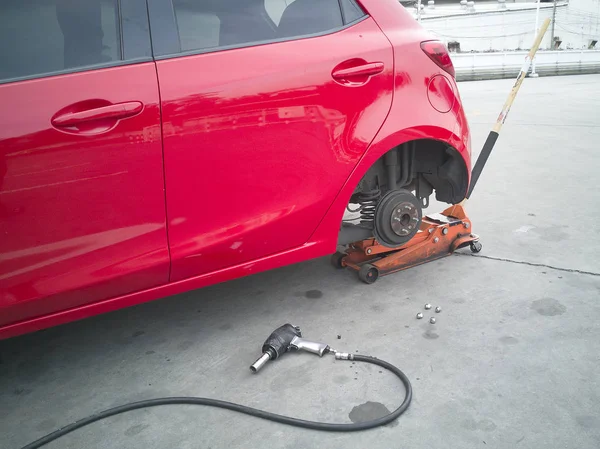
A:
[309,0,471,248]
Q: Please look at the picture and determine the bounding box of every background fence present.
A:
[451,49,600,80]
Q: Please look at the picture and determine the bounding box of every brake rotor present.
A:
[373,189,422,248]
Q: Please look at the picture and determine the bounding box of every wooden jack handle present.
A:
[465,17,552,200]
[493,17,552,133]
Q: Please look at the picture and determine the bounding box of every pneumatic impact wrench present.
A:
[250,323,342,373]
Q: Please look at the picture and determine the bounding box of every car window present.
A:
[0,0,121,83]
[264,0,297,26]
[340,0,367,24]
[172,0,344,53]
[174,9,221,51]
[274,0,343,39]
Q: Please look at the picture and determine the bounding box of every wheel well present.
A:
[350,139,469,208]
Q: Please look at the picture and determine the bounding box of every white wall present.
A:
[416,0,600,51]
[451,49,600,79]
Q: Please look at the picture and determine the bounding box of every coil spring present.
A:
[357,188,381,227]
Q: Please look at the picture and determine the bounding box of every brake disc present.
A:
[373,189,422,248]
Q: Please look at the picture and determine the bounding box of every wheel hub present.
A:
[373,189,422,248]
[390,203,420,237]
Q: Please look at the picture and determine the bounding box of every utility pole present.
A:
[550,0,557,49]
[417,0,422,22]
[531,0,541,77]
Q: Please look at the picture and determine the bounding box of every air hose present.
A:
[20,354,412,449]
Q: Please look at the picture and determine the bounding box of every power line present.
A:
[420,2,600,46]
[430,31,533,39]
[425,21,547,29]
[556,23,600,37]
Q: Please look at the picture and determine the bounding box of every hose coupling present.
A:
[335,352,354,361]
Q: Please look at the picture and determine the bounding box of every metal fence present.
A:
[451,49,600,80]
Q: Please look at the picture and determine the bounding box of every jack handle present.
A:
[465,17,552,200]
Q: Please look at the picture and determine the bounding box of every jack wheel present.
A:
[470,241,482,253]
[358,264,379,284]
[330,252,346,269]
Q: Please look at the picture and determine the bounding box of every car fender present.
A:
[308,119,470,250]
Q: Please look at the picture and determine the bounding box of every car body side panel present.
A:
[158,17,394,281]
[0,0,473,340]
[0,239,328,340]
[0,64,170,328]
[308,0,472,250]
[362,0,471,169]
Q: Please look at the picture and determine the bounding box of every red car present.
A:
[0,0,470,340]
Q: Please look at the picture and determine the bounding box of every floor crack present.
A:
[454,253,600,277]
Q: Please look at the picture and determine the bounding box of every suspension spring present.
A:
[357,188,381,227]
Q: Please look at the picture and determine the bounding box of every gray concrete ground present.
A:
[2,75,600,449]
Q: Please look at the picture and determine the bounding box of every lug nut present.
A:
[430,317,436,324]
[416,312,424,319]
[435,306,442,313]
[424,304,432,310]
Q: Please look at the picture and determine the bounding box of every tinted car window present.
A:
[172,0,344,53]
[175,9,221,51]
[275,0,343,39]
[340,0,367,24]
[0,0,121,82]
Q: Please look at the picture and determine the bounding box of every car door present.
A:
[0,0,169,328]
[148,0,393,281]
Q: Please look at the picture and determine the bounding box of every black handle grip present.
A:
[467,131,499,199]
[262,324,302,359]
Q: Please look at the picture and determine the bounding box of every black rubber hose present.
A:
[384,149,398,191]
[20,354,412,449]
[397,145,410,187]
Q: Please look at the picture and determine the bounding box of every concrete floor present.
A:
[2,75,600,449]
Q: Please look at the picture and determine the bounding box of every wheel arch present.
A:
[307,124,471,250]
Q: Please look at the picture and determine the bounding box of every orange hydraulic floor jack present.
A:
[332,204,480,284]
[334,18,551,285]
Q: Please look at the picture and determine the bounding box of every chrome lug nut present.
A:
[435,306,442,313]
[430,317,436,324]
[424,303,432,310]
[416,312,424,319]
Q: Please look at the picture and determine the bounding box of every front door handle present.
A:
[51,101,144,128]
[332,62,384,81]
